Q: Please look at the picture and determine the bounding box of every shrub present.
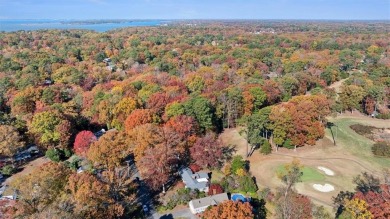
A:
[282,139,294,149]
[376,113,390,119]
[350,124,375,136]
[260,141,272,155]
[45,148,62,162]
[208,184,224,196]
[162,188,206,210]
[231,155,246,174]
[236,168,247,177]
[238,175,258,193]
[1,165,15,176]
[223,163,232,176]
[372,142,390,157]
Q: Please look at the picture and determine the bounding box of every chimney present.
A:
[213,189,216,195]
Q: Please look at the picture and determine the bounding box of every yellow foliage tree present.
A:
[344,198,373,219]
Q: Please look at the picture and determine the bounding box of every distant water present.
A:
[0,19,165,32]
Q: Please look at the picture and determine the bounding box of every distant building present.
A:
[103,58,111,63]
[189,193,229,214]
[180,167,209,192]
[265,72,279,79]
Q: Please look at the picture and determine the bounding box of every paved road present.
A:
[128,160,159,219]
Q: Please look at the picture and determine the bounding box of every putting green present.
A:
[276,165,325,182]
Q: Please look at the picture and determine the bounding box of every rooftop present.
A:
[180,167,209,190]
[190,193,229,209]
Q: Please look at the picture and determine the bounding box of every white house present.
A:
[189,193,229,214]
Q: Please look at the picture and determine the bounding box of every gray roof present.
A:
[180,167,209,190]
[190,193,229,209]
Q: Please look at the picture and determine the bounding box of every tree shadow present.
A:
[160,214,174,219]
[222,144,237,161]
[326,122,337,146]
[251,198,267,219]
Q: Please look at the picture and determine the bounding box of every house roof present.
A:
[180,167,209,190]
[190,193,229,209]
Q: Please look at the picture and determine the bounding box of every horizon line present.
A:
[1,18,389,22]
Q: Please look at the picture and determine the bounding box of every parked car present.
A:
[142,205,148,212]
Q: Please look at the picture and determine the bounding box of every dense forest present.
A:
[0,21,389,218]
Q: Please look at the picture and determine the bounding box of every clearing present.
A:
[219,113,390,216]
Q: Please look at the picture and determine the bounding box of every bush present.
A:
[350,124,375,136]
[260,141,272,155]
[238,175,258,193]
[208,184,224,196]
[231,155,246,174]
[45,148,62,162]
[1,165,15,176]
[376,113,390,119]
[162,188,206,210]
[282,139,294,149]
[372,142,390,157]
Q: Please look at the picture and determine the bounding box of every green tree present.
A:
[249,87,267,111]
[184,96,216,132]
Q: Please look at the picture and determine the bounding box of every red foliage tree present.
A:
[190,132,223,168]
[146,92,170,114]
[74,131,97,156]
[189,164,202,173]
[262,80,281,104]
[353,184,390,219]
[208,184,224,196]
[164,115,198,141]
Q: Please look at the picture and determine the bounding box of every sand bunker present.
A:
[317,166,335,176]
[313,183,335,192]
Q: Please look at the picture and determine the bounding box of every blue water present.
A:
[0,19,166,32]
[231,194,247,202]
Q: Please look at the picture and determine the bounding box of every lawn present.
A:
[276,165,325,182]
[327,117,390,168]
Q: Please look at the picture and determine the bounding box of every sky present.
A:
[0,0,389,20]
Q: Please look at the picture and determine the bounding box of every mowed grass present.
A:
[276,165,325,182]
[326,117,390,168]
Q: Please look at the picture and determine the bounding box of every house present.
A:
[189,193,229,214]
[180,167,209,192]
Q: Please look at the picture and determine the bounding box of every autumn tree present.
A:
[73,130,97,156]
[10,162,71,217]
[339,85,366,112]
[67,172,125,219]
[29,110,69,148]
[136,125,185,190]
[124,109,155,132]
[270,95,330,150]
[87,130,130,170]
[202,200,254,219]
[112,97,138,129]
[0,125,24,157]
[343,198,373,219]
[190,132,223,168]
[275,159,304,219]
